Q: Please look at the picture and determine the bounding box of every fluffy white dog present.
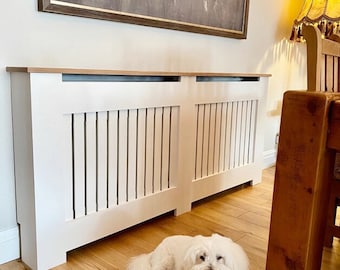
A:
[127,233,249,270]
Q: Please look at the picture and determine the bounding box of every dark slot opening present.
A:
[196,76,260,82]
[62,74,180,82]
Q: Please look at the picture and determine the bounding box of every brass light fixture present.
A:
[290,0,340,42]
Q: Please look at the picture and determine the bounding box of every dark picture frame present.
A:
[38,0,250,39]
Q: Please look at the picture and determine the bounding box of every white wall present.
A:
[0,0,306,264]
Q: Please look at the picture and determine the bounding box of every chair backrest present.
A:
[303,25,340,92]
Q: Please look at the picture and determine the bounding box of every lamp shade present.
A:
[291,0,340,41]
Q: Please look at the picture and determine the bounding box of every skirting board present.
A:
[0,226,20,264]
[263,149,277,169]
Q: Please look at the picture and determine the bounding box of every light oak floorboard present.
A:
[1,167,339,269]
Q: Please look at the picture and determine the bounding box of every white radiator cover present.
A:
[9,69,268,270]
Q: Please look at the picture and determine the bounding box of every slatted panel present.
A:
[69,106,179,219]
[194,100,258,180]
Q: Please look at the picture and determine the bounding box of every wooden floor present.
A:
[1,167,340,269]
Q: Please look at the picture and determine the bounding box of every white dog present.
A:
[127,234,249,270]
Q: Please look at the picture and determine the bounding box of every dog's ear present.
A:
[212,234,249,270]
[183,244,204,268]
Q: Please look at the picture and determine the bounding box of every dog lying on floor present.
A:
[127,233,249,270]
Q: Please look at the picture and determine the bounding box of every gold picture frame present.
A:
[38,0,250,39]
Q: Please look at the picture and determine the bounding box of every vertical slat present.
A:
[244,101,252,165]
[235,101,243,168]
[334,57,338,92]
[153,107,163,193]
[321,54,326,91]
[136,109,146,198]
[337,58,340,92]
[118,110,128,204]
[239,101,247,167]
[127,109,137,201]
[168,106,179,188]
[219,102,227,172]
[208,103,216,176]
[145,108,155,195]
[326,55,334,92]
[214,103,222,174]
[85,112,97,214]
[248,101,258,163]
[161,107,171,189]
[65,115,74,220]
[224,102,232,170]
[97,111,108,210]
[201,104,210,177]
[195,105,204,180]
[73,113,86,218]
[229,102,237,169]
[108,110,118,207]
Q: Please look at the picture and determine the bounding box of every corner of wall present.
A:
[263,149,277,169]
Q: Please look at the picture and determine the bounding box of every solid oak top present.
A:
[6,66,271,77]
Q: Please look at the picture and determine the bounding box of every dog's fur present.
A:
[127,234,249,270]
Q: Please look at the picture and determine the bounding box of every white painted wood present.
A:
[118,110,128,204]
[97,111,108,210]
[229,102,237,169]
[85,112,97,214]
[248,101,257,164]
[108,110,118,207]
[64,114,74,221]
[239,101,247,167]
[136,108,146,198]
[224,103,233,171]
[219,103,228,172]
[169,106,180,189]
[201,104,210,178]
[195,105,204,180]
[145,108,155,195]
[161,107,171,190]
[244,101,252,165]
[234,102,243,168]
[0,226,20,264]
[153,107,163,193]
[9,70,268,270]
[208,103,216,176]
[214,103,222,174]
[73,113,86,219]
[127,109,138,201]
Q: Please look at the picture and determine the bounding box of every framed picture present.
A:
[38,0,249,39]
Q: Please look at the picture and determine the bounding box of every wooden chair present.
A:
[303,24,340,247]
[266,26,340,269]
[304,24,340,93]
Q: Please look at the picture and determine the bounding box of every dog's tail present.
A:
[127,254,151,270]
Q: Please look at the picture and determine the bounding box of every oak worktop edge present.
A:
[6,67,271,77]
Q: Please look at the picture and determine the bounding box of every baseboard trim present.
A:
[0,226,20,265]
[263,149,277,169]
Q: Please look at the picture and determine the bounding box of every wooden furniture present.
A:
[7,67,269,270]
[304,24,340,93]
[266,91,340,270]
[266,25,340,269]
[304,24,340,247]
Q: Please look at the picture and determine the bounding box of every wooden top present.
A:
[6,67,271,77]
